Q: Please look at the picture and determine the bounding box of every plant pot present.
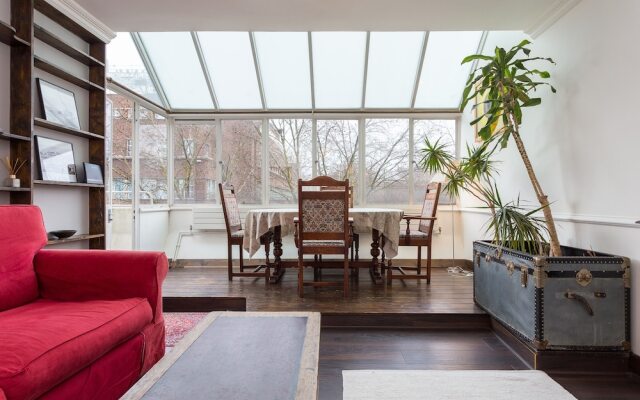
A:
[473,240,630,351]
[5,175,20,188]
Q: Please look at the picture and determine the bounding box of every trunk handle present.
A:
[565,291,594,316]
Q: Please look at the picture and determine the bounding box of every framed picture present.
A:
[36,78,81,130]
[83,162,104,185]
[35,136,77,183]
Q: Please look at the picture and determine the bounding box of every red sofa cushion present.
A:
[0,206,47,311]
[0,298,152,400]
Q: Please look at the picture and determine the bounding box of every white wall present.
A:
[166,206,464,262]
[458,0,640,352]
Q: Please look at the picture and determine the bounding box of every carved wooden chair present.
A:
[320,185,359,263]
[386,181,441,284]
[294,176,353,298]
[219,183,272,283]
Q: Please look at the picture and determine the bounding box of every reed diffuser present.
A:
[2,156,26,188]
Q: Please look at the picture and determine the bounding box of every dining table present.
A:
[243,207,404,283]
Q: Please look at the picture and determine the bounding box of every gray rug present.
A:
[343,370,577,399]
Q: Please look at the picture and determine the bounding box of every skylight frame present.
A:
[115,30,490,113]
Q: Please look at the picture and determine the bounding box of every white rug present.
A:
[342,370,577,400]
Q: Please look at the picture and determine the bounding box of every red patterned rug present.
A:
[164,312,207,347]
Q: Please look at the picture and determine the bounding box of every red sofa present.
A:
[0,206,168,400]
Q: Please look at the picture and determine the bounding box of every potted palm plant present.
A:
[420,40,630,354]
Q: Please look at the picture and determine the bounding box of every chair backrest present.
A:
[298,176,350,243]
[0,205,47,311]
[418,182,442,235]
[218,183,242,236]
[320,185,354,208]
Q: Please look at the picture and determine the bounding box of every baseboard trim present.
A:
[172,258,473,269]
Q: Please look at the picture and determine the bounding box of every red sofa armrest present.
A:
[34,250,168,323]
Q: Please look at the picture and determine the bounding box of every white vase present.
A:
[5,175,20,188]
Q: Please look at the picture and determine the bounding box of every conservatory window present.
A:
[138,32,214,109]
[221,120,263,204]
[173,122,217,204]
[268,119,313,203]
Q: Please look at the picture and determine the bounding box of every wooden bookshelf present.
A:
[34,24,104,67]
[4,0,108,250]
[47,233,105,245]
[34,56,105,91]
[0,20,30,47]
[34,117,104,140]
[0,186,31,192]
[0,131,31,141]
[34,180,105,188]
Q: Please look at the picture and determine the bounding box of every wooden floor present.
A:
[319,328,640,400]
[163,266,481,315]
[164,266,640,399]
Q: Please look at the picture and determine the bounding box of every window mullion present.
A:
[311,118,318,177]
[263,118,269,205]
[215,119,222,204]
[409,118,415,206]
[358,117,366,206]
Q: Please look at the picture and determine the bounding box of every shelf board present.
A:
[34,56,105,91]
[0,186,31,192]
[0,131,31,141]
[34,117,104,140]
[34,24,104,67]
[0,20,30,47]
[34,180,104,188]
[47,233,104,245]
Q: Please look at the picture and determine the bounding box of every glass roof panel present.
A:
[312,32,366,109]
[254,32,312,109]
[198,32,262,109]
[139,32,214,109]
[414,31,483,109]
[365,32,425,109]
[107,33,161,104]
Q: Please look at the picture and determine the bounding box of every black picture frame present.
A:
[36,78,81,130]
[83,162,104,185]
[34,135,77,183]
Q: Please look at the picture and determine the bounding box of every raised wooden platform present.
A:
[163,266,487,328]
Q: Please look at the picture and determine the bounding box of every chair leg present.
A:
[343,255,350,298]
[239,244,244,272]
[355,234,359,261]
[427,245,432,284]
[298,256,304,298]
[227,244,233,281]
[417,246,422,275]
[387,258,393,285]
[264,241,271,265]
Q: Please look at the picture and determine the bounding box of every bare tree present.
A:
[268,119,312,202]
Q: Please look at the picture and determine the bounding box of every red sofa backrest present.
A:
[0,205,47,311]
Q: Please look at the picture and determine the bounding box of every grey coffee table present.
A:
[121,312,320,400]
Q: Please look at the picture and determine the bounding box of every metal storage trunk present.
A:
[473,241,630,351]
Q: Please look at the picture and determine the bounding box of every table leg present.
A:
[369,229,384,284]
[269,225,286,283]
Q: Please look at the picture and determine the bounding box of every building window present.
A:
[316,119,360,204]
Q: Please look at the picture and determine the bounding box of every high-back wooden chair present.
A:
[219,183,272,283]
[320,185,358,262]
[294,176,353,298]
[386,181,441,284]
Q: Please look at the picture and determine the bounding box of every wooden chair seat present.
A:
[302,240,346,248]
[399,230,430,239]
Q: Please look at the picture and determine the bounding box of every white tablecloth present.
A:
[243,208,404,259]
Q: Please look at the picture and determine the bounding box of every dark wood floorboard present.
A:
[319,328,640,400]
[163,266,482,314]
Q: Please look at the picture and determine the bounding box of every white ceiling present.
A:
[73,0,575,33]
